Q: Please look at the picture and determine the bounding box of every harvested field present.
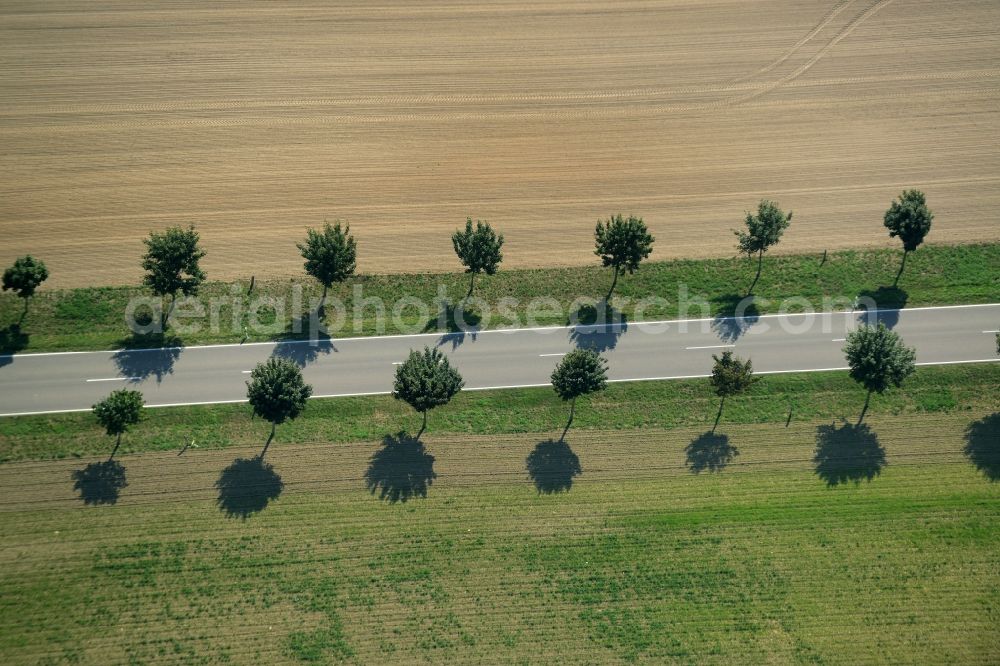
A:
[1,0,999,288]
[1,413,998,662]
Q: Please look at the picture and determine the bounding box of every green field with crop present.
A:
[1,243,996,354]
[1,406,997,664]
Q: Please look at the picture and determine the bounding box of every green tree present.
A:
[735,199,792,295]
[297,221,357,311]
[452,218,504,298]
[551,348,608,440]
[709,351,759,432]
[2,255,49,324]
[844,323,916,425]
[92,389,144,460]
[393,347,464,438]
[247,357,313,457]
[141,225,206,327]
[594,214,654,299]
[883,189,933,286]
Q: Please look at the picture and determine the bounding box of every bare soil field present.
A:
[2,0,998,288]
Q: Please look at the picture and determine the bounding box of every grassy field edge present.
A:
[1,243,996,354]
[2,362,996,463]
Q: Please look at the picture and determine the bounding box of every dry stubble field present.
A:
[1,0,999,288]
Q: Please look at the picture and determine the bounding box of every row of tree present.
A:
[4,190,936,326]
[243,189,932,304]
[91,321,918,461]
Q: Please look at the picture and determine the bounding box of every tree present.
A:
[92,389,144,460]
[392,347,464,438]
[2,255,49,324]
[246,357,313,457]
[734,199,792,295]
[141,225,206,327]
[844,323,916,425]
[297,221,357,311]
[551,348,608,440]
[594,214,654,299]
[883,190,933,286]
[452,218,504,298]
[709,351,758,432]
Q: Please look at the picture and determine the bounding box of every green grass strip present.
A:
[1,243,997,353]
[1,362,996,462]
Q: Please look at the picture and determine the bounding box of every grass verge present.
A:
[1,363,996,462]
[1,243,997,353]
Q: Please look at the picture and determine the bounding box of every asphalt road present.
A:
[1,304,997,417]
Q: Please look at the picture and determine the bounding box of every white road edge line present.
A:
[3,302,997,359]
[832,338,846,342]
[984,330,999,334]
[85,377,140,383]
[538,353,567,357]
[685,344,734,350]
[3,357,997,418]
[240,370,252,374]
[391,362,404,365]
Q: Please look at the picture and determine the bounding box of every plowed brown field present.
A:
[2,0,999,288]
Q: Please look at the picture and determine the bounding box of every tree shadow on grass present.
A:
[685,431,739,473]
[272,313,337,365]
[425,303,481,350]
[963,413,1000,482]
[216,457,284,519]
[72,460,128,505]
[526,439,582,494]
[568,300,628,352]
[0,324,29,368]
[814,420,886,486]
[112,332,183,384]
[856,286,909,329]
[710,294,760,343]
[364,432,436,503]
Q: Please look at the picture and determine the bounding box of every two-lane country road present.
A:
[1,304,997,417]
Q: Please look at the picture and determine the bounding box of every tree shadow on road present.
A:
[426,302,481,350]
[364,432,436,503]
[568,300,628,352]
[856,286,909,329]
[216,456,284,519]
[272,313,337,366]
[526,439,582,493]
[272,337,335,366]
[72,460,128,505]
[112,332,183,383]
[685,431,739,473]
[963,413,1000,482]
[814,420,886,486]
[711,294,760,343]
[0,324,29,368]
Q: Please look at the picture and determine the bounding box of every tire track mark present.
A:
[722,0,899,107]
[729,0,860,84]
